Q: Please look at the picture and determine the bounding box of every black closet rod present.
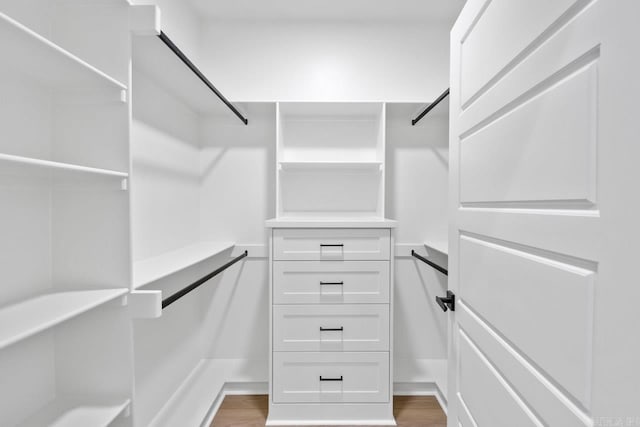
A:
[411,250,448,276]
[158,31,249,125]
[411,88,450,126]
[162,250,248,309]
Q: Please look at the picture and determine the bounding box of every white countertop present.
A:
[265,217,397,228]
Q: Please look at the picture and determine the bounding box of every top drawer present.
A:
[273,228,391,261]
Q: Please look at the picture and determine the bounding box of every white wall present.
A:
[199,104,275,359]
[386,103,449,394]
[200,20,451,102]
[386,102,449,244]
[199,104,276,244]
[131,70,201,261]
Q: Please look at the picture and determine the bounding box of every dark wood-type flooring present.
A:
[210,395,446,427]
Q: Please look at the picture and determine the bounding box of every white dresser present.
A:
[267,102,396,424]
[266,221,396,425]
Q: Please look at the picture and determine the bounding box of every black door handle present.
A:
[436,291,455,312]
[320,327,344,331]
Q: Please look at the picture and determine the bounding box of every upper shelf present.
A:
[18,397,130,427]
[279,161,383,171]
[0,289,129,350]
[0,12,126,92]
[0,153,128,181]
[132,27,247,123]
[424,240,448,256]
[133,241,235,289]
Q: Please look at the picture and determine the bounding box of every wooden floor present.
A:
[210,395,446,427]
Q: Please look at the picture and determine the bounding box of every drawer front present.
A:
[273,304,389,352]
[273,228,391,261]
[273,260,390,304]
[272,352,390,403]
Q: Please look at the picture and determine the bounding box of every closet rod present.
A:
[411,250,448,276]
[162,250,248,309]
[411,88,450,126]
[158,31,249,125]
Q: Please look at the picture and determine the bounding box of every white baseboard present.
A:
[393,382,448,415]
[201,382,268,427]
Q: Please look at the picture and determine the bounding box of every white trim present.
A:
[200,382,268,427]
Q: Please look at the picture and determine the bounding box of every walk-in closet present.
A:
[1,1,639,426]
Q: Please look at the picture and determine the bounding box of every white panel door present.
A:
[448,1,640,426]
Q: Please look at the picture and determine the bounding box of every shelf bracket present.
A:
[130,5,161,36]
[129,290,162,319]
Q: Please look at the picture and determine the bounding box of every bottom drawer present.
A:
[272,352,389,403]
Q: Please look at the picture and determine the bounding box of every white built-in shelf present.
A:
[424,240,448,256]
[276,102,386,218]
[278,161,383,171]
[0,12,126,92]
[19,397,130,427]
[133,241,235,289]
[0,153,128,180]
[0,289,129,350]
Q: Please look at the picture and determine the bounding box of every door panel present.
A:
[458,209,600,262]
[458,303,590,427]
[459,234,595,405]
[460,2,599,135]
[460,0,586,106]
[456,394,478,427]
[449,0,640,425]
[458,330,540,427]
[460,62,597,205]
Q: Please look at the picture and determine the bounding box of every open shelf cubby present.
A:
[276,102,386,218]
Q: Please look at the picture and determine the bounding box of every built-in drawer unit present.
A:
[268,222,395,424]
[272,260,390,304]
[272,351,390,403]
[273,228,391,261]
[273,304,390,352]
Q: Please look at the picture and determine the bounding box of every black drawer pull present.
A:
[320,327,344,331]
[319,376,343,382]
[320,281,344,286]
[320,244,344,247]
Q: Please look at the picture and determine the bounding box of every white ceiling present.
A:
[188,0,466,23]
